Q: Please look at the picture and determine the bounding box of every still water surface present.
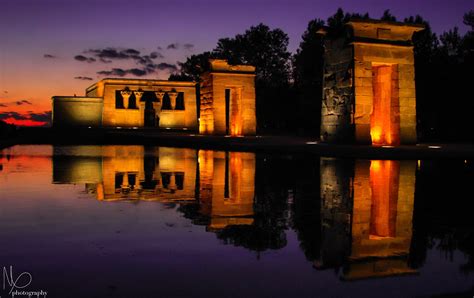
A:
[0,145,473,297]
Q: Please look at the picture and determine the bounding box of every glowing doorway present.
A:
[371,65,400,145]
[225,88,243,136]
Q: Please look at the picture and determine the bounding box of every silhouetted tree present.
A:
[404,11,474,142]
[170,51,218,82]
[326,8,370,37]
[293,19,325,136]
[172,24,293,133]
[462,10,474,63]
[381,9,397,22]
[214,24,291,86]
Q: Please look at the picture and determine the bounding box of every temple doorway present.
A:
[224,88,243,136]
[144,100,156,127]
[371,64,400,145]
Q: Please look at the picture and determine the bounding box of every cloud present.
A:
[0,99,33,107]
[28,111,52,123]
[97,68,149,77]
[150,51,164,59]
[84,47,161,67]
[167,43,179,50]
[157,46,163,50]
[16,100,32,106]
[97,62,178,77]
[74,55,96,63]
[123,48,140,55]
[97,68,127,77]
[44,54,56,58]
[128,68,147,76]
[0,112,28,121]
[156,63,178,72]
[165,43,194,51]
[0,111,51,124]
[74,76,93,81]
[183,43,194,50]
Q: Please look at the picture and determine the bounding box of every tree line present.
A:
[170,8,474,142]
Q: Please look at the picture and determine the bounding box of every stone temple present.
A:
[52,59,257,136]
[319,20,424,145]
[53,20,424,144]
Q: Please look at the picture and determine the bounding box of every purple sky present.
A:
[0,0,472,124]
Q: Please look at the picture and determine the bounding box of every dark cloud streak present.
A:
[16,100,32,106]
[74,55,96,63]
[183,43,194,50]
[74,76,93,81]
[167,43,179,50]
[0,111,51,123]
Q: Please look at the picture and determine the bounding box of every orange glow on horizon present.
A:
[2,117,48,127]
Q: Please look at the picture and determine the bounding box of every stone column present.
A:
[96,183,104,201]
[169,173,177,191]
[134,90,144,103]
[168,91,178,110]
[121,172,129,189]
[135,174,141,190]
[154,91,165,114]
[120,90,132,109]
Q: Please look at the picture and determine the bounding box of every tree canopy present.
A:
[170,8,474,140]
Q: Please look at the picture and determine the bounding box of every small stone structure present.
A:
[52,145,256,230]
[320,20,424,145]
[52,96,103,127]
[200,59,256,136]
[318,158,417,279]
[52,60,256,135]
[53,79,198,129]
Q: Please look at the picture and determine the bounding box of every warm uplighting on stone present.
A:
[51,146,257,231]
[369,160,399,238]
[320,20,424,145]
[198,150,255,230]
[319,158,417,280]
[371,65,400,146]
[348,159,416,279]
[199,59,256,136]
[53,79,197,129]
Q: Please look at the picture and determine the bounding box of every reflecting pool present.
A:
[0,145,473,297]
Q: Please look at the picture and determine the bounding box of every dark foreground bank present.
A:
[2,127,474,159]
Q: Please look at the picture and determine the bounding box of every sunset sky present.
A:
[0,0,472,126]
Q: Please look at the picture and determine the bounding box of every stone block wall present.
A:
[351,160,415,259]
[198,150,255,230]
[320,20,423,145]
[84,79,198,129]
[318,158,353,268]
[200,60,256,136]
[52,96,103,127]
[320,37,355,143]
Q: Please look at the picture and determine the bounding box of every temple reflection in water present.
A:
[52,146,255,232]
[52,146,418,280]
[318,158,416,280]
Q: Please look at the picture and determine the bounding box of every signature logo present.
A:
[1,266,47,298]
[2,267,32,295]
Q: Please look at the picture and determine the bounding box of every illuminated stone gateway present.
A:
[53,79,198,130]
[318,158,417,279]
[320,20,424,145]
[199,60,256,136]
[52,60,256,135]
[52,146,256,231]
